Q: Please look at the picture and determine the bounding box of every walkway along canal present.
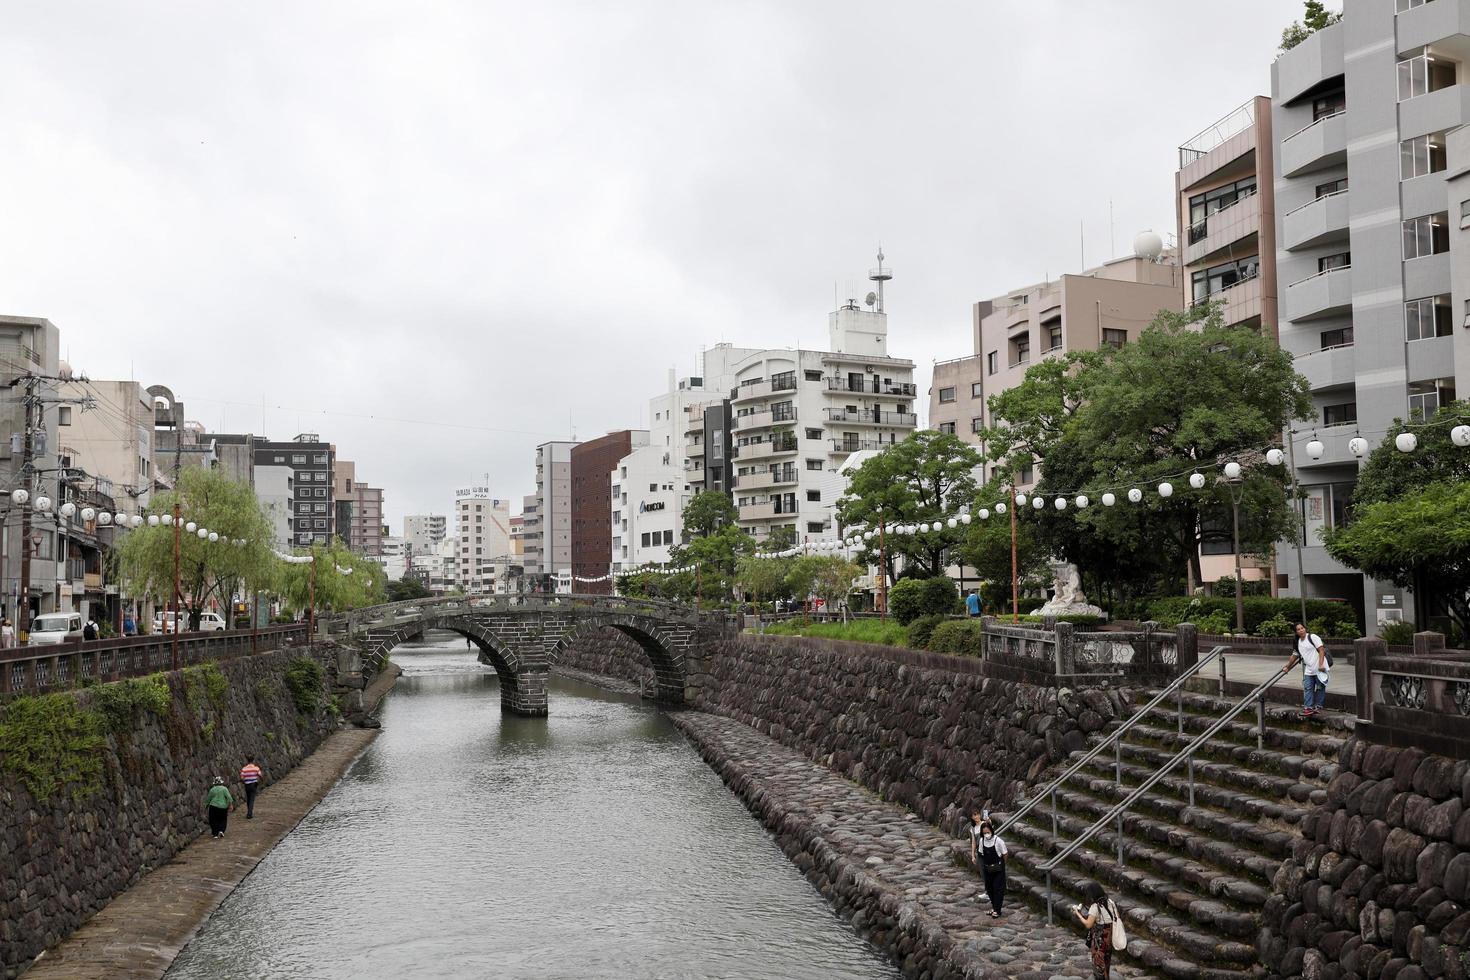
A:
[165,633,899,980]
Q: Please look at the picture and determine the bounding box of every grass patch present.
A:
[184,663,229,712]
[761,619,913,647]
[0,693,104,802]
[284,656,324,714]
[89,674,173,734]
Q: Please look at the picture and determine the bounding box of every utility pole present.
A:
[1284,432,1309,625]
[877,518,889,619]
[1010,485,1020,624]
[17,378,34,643]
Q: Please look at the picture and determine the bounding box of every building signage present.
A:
[639,501,665,513]
[1379,594,1397,606]
[455,487,502,504]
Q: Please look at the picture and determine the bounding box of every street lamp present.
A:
[1220,468,1248,635]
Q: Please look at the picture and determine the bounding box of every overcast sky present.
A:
[0,1,1297,528]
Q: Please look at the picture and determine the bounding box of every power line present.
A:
[182,395,565,439]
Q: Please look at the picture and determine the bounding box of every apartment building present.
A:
[331,460,384,556]
[929,255,1180,487]
[572,430,646,591]
[58,378,155,515]
[454,488,511,593]
[1270,2,1468,626]
[1176,96,1279,335]
[528,441,577,583]
[730,297,918,543]
[403,514,446,561]
[254,434,334,548]
[520,492,541,577]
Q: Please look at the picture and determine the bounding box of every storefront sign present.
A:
[639,501,665,513]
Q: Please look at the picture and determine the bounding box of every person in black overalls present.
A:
[969,804,1008,918]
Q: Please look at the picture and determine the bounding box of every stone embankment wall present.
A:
[552,628,655,690]
[556,628,1127,830]
[1261,735,1470,979]
[0,645,342,979]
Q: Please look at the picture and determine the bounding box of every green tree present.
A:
[682,490,738,538]
[113,467,276,629]
[787,555,862,616]
[670,524,753,601]
[985,301,1311,592]
[886,575,961,624]
[1281,0,1341,51]
[759,525,797,554]
[385,577,432,602]
[275,538,386,615]
[1325,401,1470,631]
[957,486,1051,617]
[736,554,793,605]
[835,431,982,579]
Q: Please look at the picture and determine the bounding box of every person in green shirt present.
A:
[206,777,234,839]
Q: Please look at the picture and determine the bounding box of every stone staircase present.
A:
[976,689,1352,980]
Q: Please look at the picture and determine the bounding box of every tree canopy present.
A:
[682,490,738,538]
[1281,1,1341,51]
[274,537,386,614]
[786,555,862,613]
[835,430,982,579]
[112,467,276,628]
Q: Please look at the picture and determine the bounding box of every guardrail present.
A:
[979,617,1195,685]
[1357,632,1470,756]
[0,624,310,697]
[328,593,729,635]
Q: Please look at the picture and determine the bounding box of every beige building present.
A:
[59,379,155,514]
[1176,95,1278,335]
[930,255,1180,489]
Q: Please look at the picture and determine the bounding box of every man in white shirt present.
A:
[1284,622,1329,718]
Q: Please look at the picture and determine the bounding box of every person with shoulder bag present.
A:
[1284,622,1330,719]
[1072,880,1125,979]
[968,801,1008,918]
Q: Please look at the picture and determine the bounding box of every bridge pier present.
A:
[505,670,550,716]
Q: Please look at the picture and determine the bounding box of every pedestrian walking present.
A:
[82,616,99,641]
[206,777,234,839]
[965,590,982,618]
[0,618,13,649]
[969,801,1008,918]
[123,612,137,636]
[239,756,263,819]
[1072,880,1123,979]
[1284,622,1330,719]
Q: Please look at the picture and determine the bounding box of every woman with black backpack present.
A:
[1072,879,1123,979]
[968,802,1008,918]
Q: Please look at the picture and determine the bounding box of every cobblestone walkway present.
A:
[23,728,379,980]
[674,711,1149,980]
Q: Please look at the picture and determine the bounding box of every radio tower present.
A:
[868,248,893,313]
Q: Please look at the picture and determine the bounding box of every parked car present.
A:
[29,612,83,645]
[152,611,227,633]
[198,612,227,632]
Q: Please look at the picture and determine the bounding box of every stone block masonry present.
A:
[0,644,343,979]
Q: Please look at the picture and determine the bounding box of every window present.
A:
[313,453,328,464]
[938,386,956,403]
[971,417,984,433]
[1398,0,1432,10]
[273,455,285,463]
[1400,134,1446,179]
[640,532,650,547]
[1319,251,1351,273]
[1409,378,1456,417]
[804,428,822,440]
[1464,298,1470,328]
[1461,199,1470,228]
[804,370,822,381]
[806,459,824,471]
[1314,177,1348,198]
[938,421,956,434]
[806,490,820,502]
[1320,326,1353,349]
[1101,328,1127,349]
[987,351,998,375]
[1398,49,1455,101]
[1046,323,1063,351]
[1406,295,1453,340]
[1191,256,1259,301]
[771,370,796,391]
[1322,402,1357,426]
[314,519,327,529]
[1187,176,1258,242]
[1312,89,1346,120]
[970,381,983,398]
[315,488,327,497]
[291,454,306,464]
[58,406,72,425]
[297,519,310,530]
[1020,463,1034,484]
[663,529,674,545]
[806,522,824,533]
[1403,212,1449,259]
[1010,334,1030,367]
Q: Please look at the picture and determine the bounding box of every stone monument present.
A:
[1036,562,1104,618]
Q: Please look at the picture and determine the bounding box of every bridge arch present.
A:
[546,615,688,704]
[424,615,530,714]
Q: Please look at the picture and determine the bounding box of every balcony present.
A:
[1184,192,1261,265]
[1274,22,1344,105]
[1292,342,1356,392]
[733,376,797,403]
[829,439,889,454]
[824,376,917,396]
[739,468,799,489]
[738,501,778,521]
[823,408,918,427]
[734,409,797,431]
[686,437,705,456]
[741,437,799,460]
[1399,0,1470,52]
[1281,110,1347,178]
[1285,266,1352,322]
[1283,190,1350,251]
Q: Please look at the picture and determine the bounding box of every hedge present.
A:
[1146,595,1357,634]
[927,620,986,657]
[889,577,963,625]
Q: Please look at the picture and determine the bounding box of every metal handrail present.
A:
[1035,661,1291,922]
[995,645,1226,839]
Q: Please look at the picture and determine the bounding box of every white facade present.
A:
[425,534,458,593]
[454,488,511,593]
[531,441,576,577]
[254,464,295,551]
[403,513,446,564]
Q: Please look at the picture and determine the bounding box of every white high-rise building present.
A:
[402,514,446,562]
[453,488,511,594]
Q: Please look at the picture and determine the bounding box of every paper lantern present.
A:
[1395,432,1418,453]
[1266,448,1285,466]
[1054,497,1067,511]
[1348,437,1367,458]
[1127,488,1143,504]
[1157,482,1174,498]
[1306,439,1324,460]
[1188,472,1205,490]
[1101,493,1116,507]
[1075,495,1089,508]
[1223,461,1242,480]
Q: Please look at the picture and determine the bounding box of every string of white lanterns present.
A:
[572,571,616,583]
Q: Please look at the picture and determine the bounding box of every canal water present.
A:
[167,632,897,980]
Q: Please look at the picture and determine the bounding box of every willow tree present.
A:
[113,467,276,629]
[274,537,386,616]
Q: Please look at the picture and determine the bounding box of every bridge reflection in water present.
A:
[328,595,732,716]
[165,634,897,980]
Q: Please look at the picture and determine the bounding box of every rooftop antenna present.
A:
[868,247,893,313]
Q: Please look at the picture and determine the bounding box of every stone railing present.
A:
[979,617,1194,685]
[328,593,730,636]
[0,624,310,697]
[1356,631,1470,756]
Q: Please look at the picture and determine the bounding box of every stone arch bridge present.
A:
[323,594,734,715]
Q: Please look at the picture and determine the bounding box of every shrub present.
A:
[1017,613,1107,628]
[905,614,950,650]
[927,620,986,657]
[1194,609,1233,635]
[1379,621,1418,645]
[0,693,104,801]
[888,576,962,625]
[283,656,325,714]
[1256,613,1293,637]
[89,674,173,733]
[1146,595,1358,634]
[1212,575,1272,598]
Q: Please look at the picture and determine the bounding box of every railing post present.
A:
[1256,691,1265,750]
[1175,622,1198,677]
[1413,630,1447,657]
[1045,870,1053,925]
[1355,636,1384,726]
[1050,786,1058,840]
[1054,621,1075,680]
[1218,653,1227,697]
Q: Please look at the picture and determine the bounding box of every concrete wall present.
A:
[0,646,341,978]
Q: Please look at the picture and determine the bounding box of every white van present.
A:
[153,611,228,633]
[30,612,82,645]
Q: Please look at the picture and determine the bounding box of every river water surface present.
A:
[167,633,897,979]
